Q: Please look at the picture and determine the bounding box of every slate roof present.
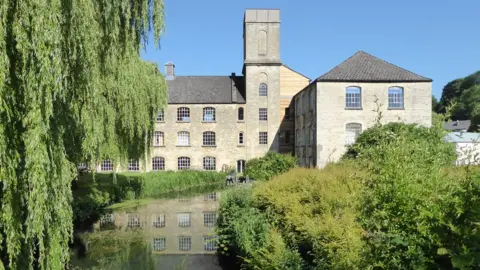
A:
[443,132,480,143]
[167,76,245,104]
[444,120,471,131]
[316,51,432,83]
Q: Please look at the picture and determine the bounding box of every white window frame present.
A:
[345,123,362,146]
[388,86,404,109]
[127,213,140,228]
[177,157,190,170]
[259,132,268,145]
[100,160,113,172]
[178,236,192,251]
[177,131,190,146]
[152,157,165,171]
[178,213,191,227]
[203,212,217,227]
[203,156,216,171]
[259,83,268,96]
[345,86,362,109]
[203,107,216,122]
[153,131,164,146]
[259,108,268,121]
[156,109,164,122]
[203,235,217,251]
[177,107,190,122]
[202,131,216,146]
[128,159,139,171]
[152,237,166,251]
[152,214,165,228]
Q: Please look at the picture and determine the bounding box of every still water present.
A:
[70,186,226,270]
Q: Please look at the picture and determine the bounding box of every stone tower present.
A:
[243,9,281,159]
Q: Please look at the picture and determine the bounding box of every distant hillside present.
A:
[435,70,480,131]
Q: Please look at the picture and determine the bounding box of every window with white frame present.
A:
[238,107,244,121]
[259,83,268,96]
[259,108,268,121]
[203,212,217,227]
[128,159,139,171]
[203,157,216,171]
[388,86,404,109]
[237,160,246,173]
[203,235,217,251]
[101,160,113,172]
[238,132,244,145]
[127,213,140,228]
[177,157,190,170]
[177,107,190,122]
[345,86,362,109]
[259,132,268,145]
[177,131,190,146]
[345,123,362,145]
[204,192,217,201]
[152,237,166,251]
[100,213,115,227]
[203,107,216,122]
[152,214,165,228]
[178,213,191,227]
[178,236,191,251]
[153,131,164,146]
[152,157,165,171]
[203,131,216,146]
[156,109,164,122]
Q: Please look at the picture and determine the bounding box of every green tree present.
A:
[452,85,480,131]
[0,0,166,268]
[432,95,439,112]
[438,71,480,114]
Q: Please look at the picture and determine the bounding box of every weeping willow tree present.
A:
[0,0,167,268]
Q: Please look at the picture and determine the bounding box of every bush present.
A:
[244,152,297,181]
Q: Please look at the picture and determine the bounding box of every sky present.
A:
[140,0,480,99]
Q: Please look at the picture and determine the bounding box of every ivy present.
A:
[0,0,166,268]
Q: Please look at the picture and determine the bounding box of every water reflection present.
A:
[71,188,225,269]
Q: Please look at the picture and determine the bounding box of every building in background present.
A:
[444,120,471,132]
[444,132,480,166]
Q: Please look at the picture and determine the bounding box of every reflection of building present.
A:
[97,193,220,254]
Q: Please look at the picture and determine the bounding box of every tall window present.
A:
[259,83,268,96]
[203,107,216,122]
[178,236,191,251]
[237,160,246,173]
[101,160,113,172]
[259,108,268,121]
[156,109,164,122]
[153,131,164,146]
[177,131,190,146]
[238,132,244,145]
[203,157,216,171]
[203,131,216,146]
[345,86,361,109]
[177,157,190,170]
[152,157,165,171]
[345,123,362,145]
[177,107,190,122]
[152,237,166,251]
[284,108,290,120]
[259,132,268,145]
[388,87,404,109]
[128,159,139,171]
[238,107,244,121]
[178,213,191,227]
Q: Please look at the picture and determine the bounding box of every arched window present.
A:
[238,132,244,145]
[258,30,267,55]
[203,107,216,122]
[178,157,190,170]
[237,160,246,173]
[153,131,164,146]
[177,107,190,122]
[259,83,268,96]
[238,107,244,121]
[203,157,216,171]
[177,131,190,146]
[388,87,404,109]
[152,157,165,171]
[345,86,361,109]
[345,123,362,145]
[203,131,216,146]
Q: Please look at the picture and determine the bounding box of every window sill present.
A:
[345,107,363,110]
[153,145,165,147]
[155,121,165,123]
[237,144,245,147]
[202,145,217,148]
[387,107,405,110]
[202,121,216,123]
[176,145,191,147]
[237,120,245,123]
[176,121,191,123]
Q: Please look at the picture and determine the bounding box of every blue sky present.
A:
[140,0,480,99]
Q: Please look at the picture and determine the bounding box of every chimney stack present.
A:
[165,62,175,80]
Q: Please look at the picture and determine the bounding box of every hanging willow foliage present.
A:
[0,0,166,268]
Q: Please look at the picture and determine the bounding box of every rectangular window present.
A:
[153,131,164,146]
[259,108,268,121]
[202,132,216,146]
[259,132,268,145]
[178,213,191,227]
[177,157,190,170]
[100,160,113,172]
[127,213,140,228]
[203,107,216,122]
[345,123,362,145]
[177,107,190,122]
[388,87,404,109]
[152,157,165,171]
[156,109,164,122]
[100,213,115,228]
[203,212,217,228]
[204,193,217,201]
[284,108,290,120]
[178,236,191,251]
[203,157,216,171]
[203,235,218,251]
[153,237,166,252]
[153,214,165,228]
[346,87,362,109]
[177,132,190,146]
[238,132,244,144]
[128,159,139,171]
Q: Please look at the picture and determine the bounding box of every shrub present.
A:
[244,152,297,181]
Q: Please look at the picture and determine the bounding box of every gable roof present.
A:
[282,64,311,81]
[443,132,480,143]
[316,51,432,83]
[444,120,471,131]
[167,76,245,104]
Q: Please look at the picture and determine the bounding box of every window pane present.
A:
[177,107,190,122]
[203,132,216,146]
[259,83,268,96]
[203,107,216,122]
[127,213,140,228]
[345,87,361,108]
[388,87,404,108]
[156,109,164,122]
[203,212,217,227]
[152,157,165,171]
[259,108,268,121]
[153,131,164,146]
[128,159,139,171]
[101,160,113,172]
[177,132,190,146]
[153,214,165,228]
[178,213,191,227]
[203,235,218,251]
[238,107,244,121]
[178,236,191,251]
[177,157,190,170]
[259,132,268,144]
[152,237,166,251]
[203,157,216,171]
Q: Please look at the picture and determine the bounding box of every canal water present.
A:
[70,186,227,270]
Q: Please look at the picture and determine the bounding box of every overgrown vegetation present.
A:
[244,152,297,181]
[217,119,480,269]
